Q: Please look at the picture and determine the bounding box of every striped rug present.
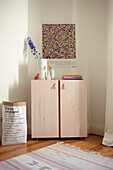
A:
[0,142,113,170]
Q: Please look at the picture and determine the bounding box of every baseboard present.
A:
[87,124,91,134]
[0,117,1,142]
[90,124,104,136]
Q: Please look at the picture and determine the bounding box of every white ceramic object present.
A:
[50,69,55,80]
[40,59,47,80]
[47,70,50,77]
[47,76,51,80]
[47,70,51,80]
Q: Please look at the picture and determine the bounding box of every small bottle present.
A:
[50,68,55,80]
[47,70,51,77]
[47,71,51,80]
[47,76,51,80]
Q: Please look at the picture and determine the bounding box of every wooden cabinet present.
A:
[31,80,87,138]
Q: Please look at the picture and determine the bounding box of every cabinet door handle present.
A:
[53,83,56,89]
[62,84,65,89]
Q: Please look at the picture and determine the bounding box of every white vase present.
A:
[40,59,47,80]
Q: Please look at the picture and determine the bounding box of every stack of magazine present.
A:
[62,75,83,80]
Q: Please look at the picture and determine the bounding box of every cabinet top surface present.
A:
[31,80,86,82]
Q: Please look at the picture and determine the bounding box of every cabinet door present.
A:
[31,80,59,138]
[60,80,87,137]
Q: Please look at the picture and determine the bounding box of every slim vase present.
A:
[40,59,47,80]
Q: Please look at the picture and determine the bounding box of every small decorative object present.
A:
[34,73,39,80]
[40,59,47,80]
[48,65,52,70]
[48,65,51,75]
[47,76,51,80]
[27,37,41,59]
[50,68,55,80]
[47,65,51,80]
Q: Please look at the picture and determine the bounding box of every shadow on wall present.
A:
[9,38,28,101]
[9,63,28,102]
[8,38,29,134]
[9,63,29,132]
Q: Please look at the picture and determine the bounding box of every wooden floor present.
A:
[0,134,113,162]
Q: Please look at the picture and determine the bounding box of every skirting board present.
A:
[0,118,1,141]
[90,125,104,136]
[87,125,91,134]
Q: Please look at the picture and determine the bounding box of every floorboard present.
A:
[0,134,113,162]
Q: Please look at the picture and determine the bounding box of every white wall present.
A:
[79,0,107,135]
[87,0,107,135]
[0,0,28,139]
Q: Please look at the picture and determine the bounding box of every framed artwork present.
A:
[42,24,76,59]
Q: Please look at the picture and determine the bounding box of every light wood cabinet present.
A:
[31,80,87,138]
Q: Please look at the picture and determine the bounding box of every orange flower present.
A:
[48,65,51,70]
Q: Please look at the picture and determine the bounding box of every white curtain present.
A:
[102,0,113,146]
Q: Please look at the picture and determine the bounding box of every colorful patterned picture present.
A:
[42,24,76,59]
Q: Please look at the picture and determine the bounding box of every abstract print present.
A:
[42,24,76,59]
